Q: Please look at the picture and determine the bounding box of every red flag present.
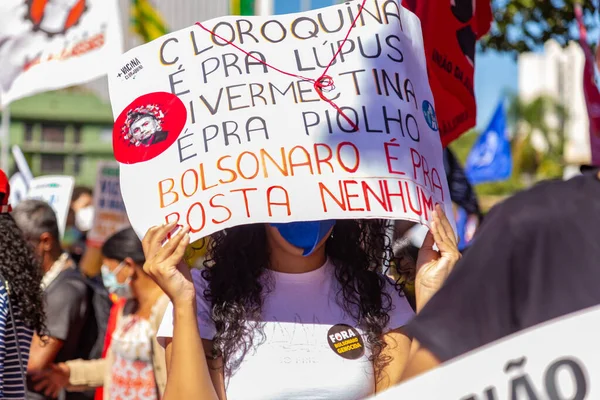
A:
[575,4,600,166]
[404,0,492,146]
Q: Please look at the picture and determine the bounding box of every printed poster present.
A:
[27,175,74,238]
[87,162,130,248]
[372,305,600,399]
[0,0,122,106]
[12,145,33,183]
[8,172,28,207]
[108,0,454,242]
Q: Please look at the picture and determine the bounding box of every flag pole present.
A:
[254,0,274,16]
[0,105,10,173]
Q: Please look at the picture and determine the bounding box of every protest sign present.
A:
[372,305,600,400]
[11,145,33,183]
[108,0,454,242]
[403,0,492,146]
[8,172,28,207]
[87,162,130,248]
[27,176,74,238]
[575,6,600,166]
[0,0,122,106]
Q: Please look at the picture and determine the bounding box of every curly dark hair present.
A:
[391,238,419,283]
[0,213,46,335]
[200,219,399,380]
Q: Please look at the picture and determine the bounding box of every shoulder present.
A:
[191,268,208,290]
[0,285,7,318]
[49,269,89,299]
[497,175,598,219]
[191,268,212,312]
[0,283,7,302]
[484,175,600,242]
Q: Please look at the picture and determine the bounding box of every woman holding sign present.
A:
[146,205,459,400]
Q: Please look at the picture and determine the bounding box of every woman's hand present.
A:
[142,223,194,306]
[414,205,461,311]
[30,363,70,398]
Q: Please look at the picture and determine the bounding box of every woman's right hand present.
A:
[142,223,195,305]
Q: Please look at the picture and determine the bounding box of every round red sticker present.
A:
[113,92,187,165]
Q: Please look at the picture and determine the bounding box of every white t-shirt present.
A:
[157,258,414,400]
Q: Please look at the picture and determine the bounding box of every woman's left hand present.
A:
[414,204,461,310]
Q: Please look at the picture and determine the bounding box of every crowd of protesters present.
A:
[0,160,599,400]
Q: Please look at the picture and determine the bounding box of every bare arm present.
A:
[401,346,441,381]
[161,299,220,400]
[165,336,226,399]
[27,335,63,374]
[402,206,459,381]
[142,224,221,400]
[375,328,411,393]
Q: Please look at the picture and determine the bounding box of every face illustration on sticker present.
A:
[327,324,365,360]
[113,92,187,165]
[124,107,168,147]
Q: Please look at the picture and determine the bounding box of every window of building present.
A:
[40,154,65,174]
[24,123,34,143]
[74,155,83,174]
[41,124,66,146]
[74,125,82,144]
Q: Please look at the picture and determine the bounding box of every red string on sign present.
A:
[195,0,368,132]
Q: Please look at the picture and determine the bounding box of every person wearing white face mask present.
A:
[70,187,94,233]
[31,228,169,400]
[63,187,95,267]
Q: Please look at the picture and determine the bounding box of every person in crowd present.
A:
[0,170,46,399]
[401,170,600,380]
[65,187,94,265]
[146,205,459,400]
[12,200,95,400]
[30,227,170,399]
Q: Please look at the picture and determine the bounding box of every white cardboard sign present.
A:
[108,0,453,241]
[11,145,33,183]
[87,162,130,247]
[27,175,74,239]
[8,172,28,207]
[372,306,600,400]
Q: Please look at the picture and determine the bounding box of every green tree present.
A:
[506,93,568,179]
[449,94,568,199]
[481,0,596,54]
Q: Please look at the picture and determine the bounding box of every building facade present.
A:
[518,40,590,177]
[7,90,113,185]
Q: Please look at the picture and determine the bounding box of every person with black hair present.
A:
[12,199,95,400]
[32,228,169,400]
[65,186,94,265]
[147,205,460,400]
[0,170,46,399]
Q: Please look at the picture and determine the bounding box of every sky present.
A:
[274,0,519,130]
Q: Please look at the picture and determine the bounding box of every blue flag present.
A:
[465,100,512,184]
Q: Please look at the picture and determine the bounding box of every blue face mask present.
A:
[101,263,132,299]
[270,220,336,256]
